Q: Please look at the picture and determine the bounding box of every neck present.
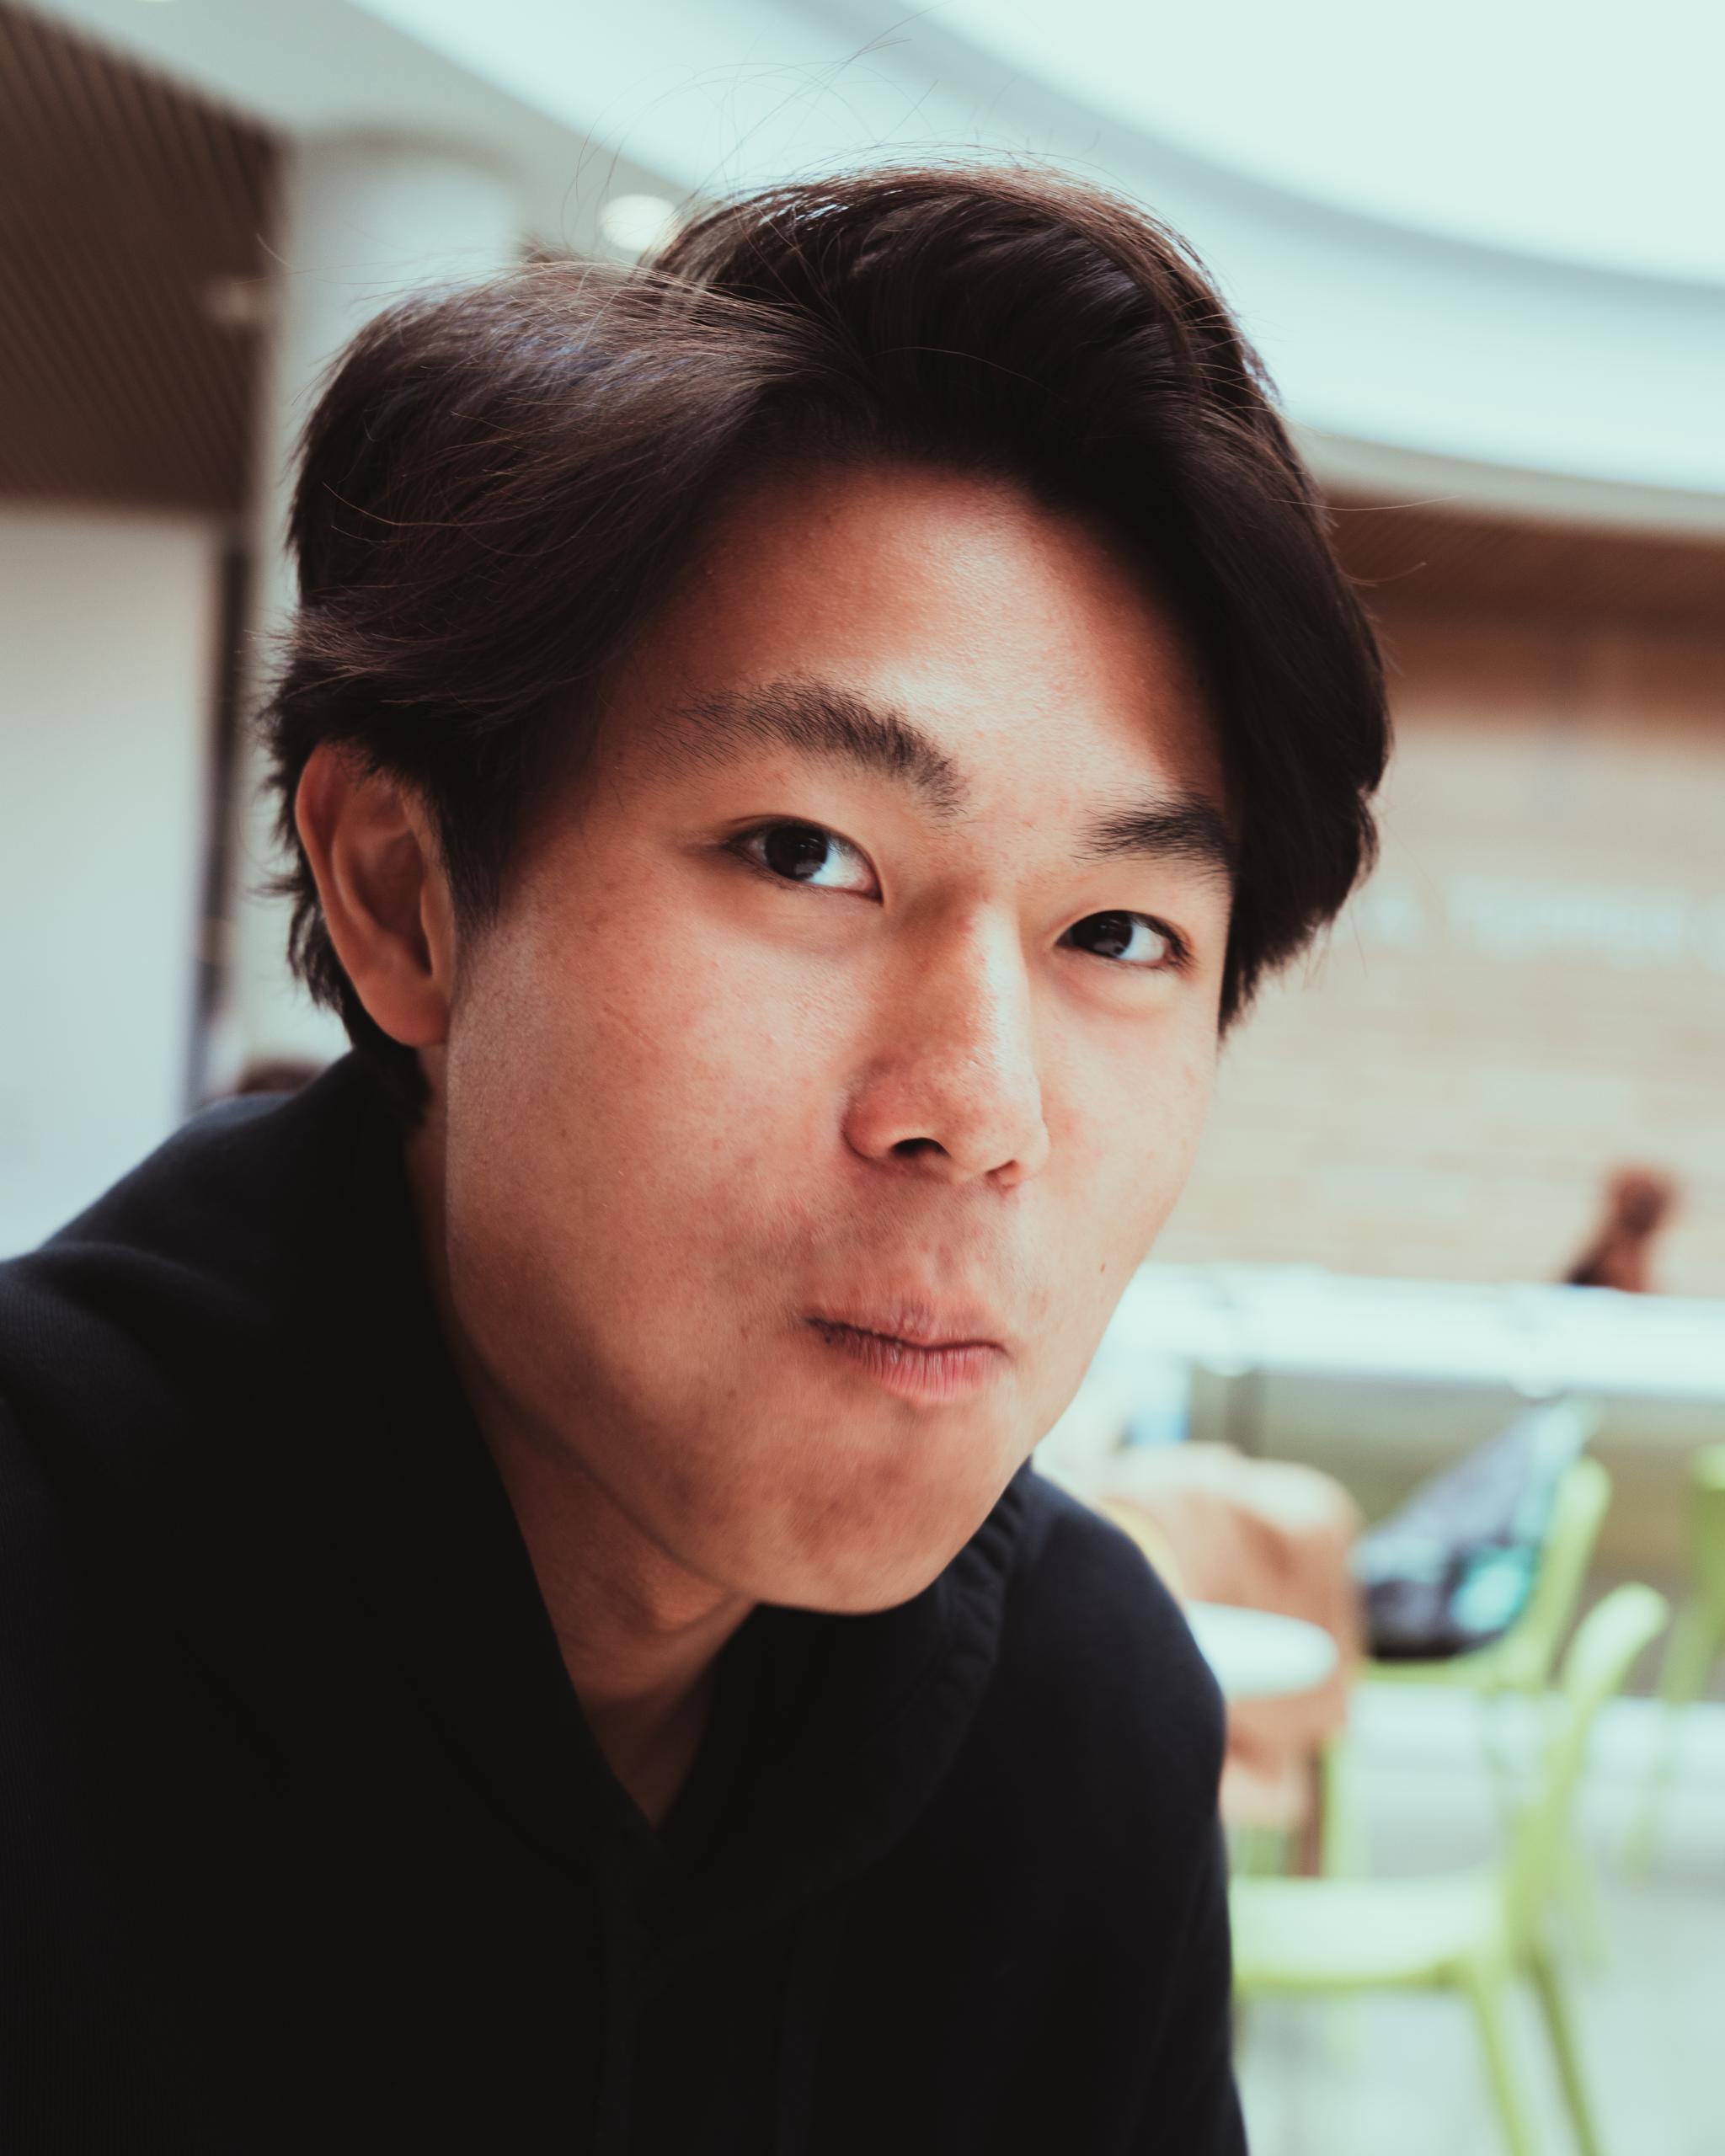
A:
[401,1089,752,1828]
[484,1428,750,1828]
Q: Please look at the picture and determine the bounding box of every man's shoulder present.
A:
[0,1065,381,1599]
[1008,1462,1205,1666]
[0,1059,376,1416]
[0,1113,267,1476]
[991,1465,1226,1808]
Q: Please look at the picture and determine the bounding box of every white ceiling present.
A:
[939,0,1725,290]
[25,0,1725,525]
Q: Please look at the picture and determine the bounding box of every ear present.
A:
[293,743,457,1049]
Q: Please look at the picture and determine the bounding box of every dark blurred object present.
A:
[229,1059,324,1097]
[1563,1166,1681,1293]
[1351,1396,1597,1660]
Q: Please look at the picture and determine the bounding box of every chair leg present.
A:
[1656,1591,1725,1711]
[1228,1822,1290,1878]
[1623,1593,1725,1871]
[1554,1821,1609,1970]
[1318,1732,1367,1878]
[1459,1961,1538,2156]
[1530,1943,1605,2156]
[1479,1688,1539,1838]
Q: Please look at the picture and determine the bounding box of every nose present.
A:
[841,913,1052,1188]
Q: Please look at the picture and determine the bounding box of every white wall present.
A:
[0,506,217,1257]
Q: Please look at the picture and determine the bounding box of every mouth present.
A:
[804,1313,1007,1406]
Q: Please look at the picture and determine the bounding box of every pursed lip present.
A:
[804,1300,1008,1353]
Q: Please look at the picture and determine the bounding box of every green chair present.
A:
[1231,1582,1669,2156]
[1364,1437,1611,1700]
[1241,1452,1613,1892]
[1327,1440,1612,1897]
[1624,1443,1725,1870]
[1326,1456,1614,1940]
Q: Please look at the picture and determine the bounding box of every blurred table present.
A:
[1102,1262,1725,1406]
[1185,1601,1339,1702]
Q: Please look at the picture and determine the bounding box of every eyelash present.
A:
[727,820,1191,974]
[729,821,877,899]
[1082,914,1193,974]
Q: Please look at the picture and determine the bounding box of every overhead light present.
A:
[597,195,679,261]
[201,275,274,331]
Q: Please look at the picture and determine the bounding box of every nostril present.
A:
[892,1136,945,1158]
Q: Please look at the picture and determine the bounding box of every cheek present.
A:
[1060,1021,1218,1270]
[1006,1033,1216,1462]
[456,882,842,1254]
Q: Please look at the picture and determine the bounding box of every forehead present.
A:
[601,456,1226,817]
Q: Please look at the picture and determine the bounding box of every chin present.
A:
[796,1548,954,1615]
[759,1444,1021,1614]
[770,1556,951,1618]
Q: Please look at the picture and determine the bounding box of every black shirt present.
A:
[0,1055,1243,2153]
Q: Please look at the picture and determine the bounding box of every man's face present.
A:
[430,460,1231,1611]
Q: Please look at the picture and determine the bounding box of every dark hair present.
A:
[259,163,1389,1124]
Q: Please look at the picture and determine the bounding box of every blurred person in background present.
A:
[1563,1165,1681,1292]
[0,166,1386,2153]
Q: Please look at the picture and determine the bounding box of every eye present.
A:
[733,820,878,896]
[1061,910,1186,971]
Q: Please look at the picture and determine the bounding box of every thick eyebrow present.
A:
[670,676,1234,882]
[671,680,968,821]
[1076,798,1236,883]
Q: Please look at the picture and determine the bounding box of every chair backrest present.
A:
[1690,1445,1725,1609]
[1503,1582,1669,1942]
[1490,1448,1612,1692]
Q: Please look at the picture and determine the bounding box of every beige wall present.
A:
[1156,608,1725,1296]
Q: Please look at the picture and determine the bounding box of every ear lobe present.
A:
[294,743,453,1050]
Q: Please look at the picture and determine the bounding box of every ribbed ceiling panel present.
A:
[0,2,275,515]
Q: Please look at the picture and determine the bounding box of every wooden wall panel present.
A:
[1158,608,1725,1295]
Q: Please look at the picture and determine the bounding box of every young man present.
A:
[0,168,1386,2151]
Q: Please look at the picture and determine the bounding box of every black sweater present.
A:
[0,1055,1244,2153]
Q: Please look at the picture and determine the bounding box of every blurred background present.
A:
[2,2,1721,2149]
